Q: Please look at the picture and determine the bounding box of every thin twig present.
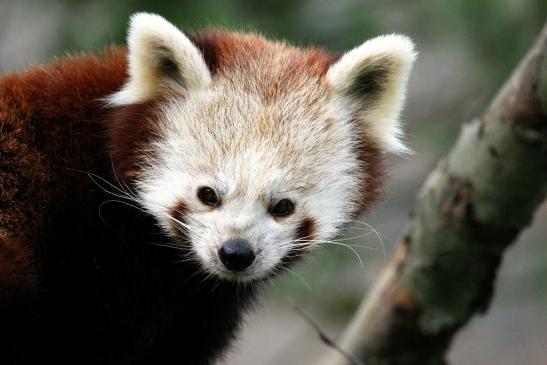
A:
[290,302,367,365]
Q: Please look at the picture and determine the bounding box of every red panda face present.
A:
[131,84,362,281]
[109,13,415,282]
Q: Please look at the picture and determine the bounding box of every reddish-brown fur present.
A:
[296,217,317,243]
[353,129,385,217]
[280,217,317,267]
[195,29,337,75]
[0,48,128,296]
[190,30,339,102]
[168,200,190,240]
[107,97,164,181]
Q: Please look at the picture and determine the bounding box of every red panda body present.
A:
[0,49,252,364]
[0,13,416,364]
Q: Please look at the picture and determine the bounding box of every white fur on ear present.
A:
[327,34,416,154]
[109,13,212,106]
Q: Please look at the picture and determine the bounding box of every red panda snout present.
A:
[218,238,256,272]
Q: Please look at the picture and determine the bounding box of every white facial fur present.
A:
[111,13,416,281]
[137,85,360,281]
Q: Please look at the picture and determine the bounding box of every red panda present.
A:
[0,13,415,365]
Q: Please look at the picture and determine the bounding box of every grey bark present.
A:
[325,22,547,365]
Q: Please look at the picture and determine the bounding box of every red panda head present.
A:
[108,13,416,281]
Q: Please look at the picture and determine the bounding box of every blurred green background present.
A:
[1,1,546,364]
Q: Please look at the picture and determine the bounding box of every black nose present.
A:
[218,239,255,272]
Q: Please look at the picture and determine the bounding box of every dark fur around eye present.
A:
[197,186,220,207]
[269,199,295,217]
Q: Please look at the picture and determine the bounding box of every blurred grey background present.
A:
[1,0,546,364]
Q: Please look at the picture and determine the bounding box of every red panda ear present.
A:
[109,13,212,106]
[327,35,416,154]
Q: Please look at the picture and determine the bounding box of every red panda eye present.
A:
[270,199,295,217]
[197,187,220,207]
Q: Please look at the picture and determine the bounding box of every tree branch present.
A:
[325,22,547,365]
